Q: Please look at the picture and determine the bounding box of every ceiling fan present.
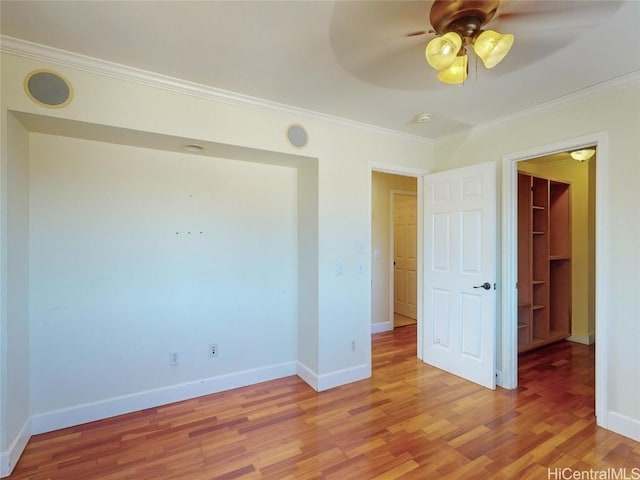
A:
[418,0,514,84]
[329,1,624,92]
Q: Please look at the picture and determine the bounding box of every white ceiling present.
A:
[1,0,639,140]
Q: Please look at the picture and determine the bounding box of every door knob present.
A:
[473,282,491,290]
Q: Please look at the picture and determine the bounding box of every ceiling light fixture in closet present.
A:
[570,149,595,161]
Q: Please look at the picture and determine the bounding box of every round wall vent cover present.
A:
[24,70,73,108]
[286,124,308,148]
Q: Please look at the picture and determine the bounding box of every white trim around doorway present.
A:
[367,163,429,361]
[501,131,609,428]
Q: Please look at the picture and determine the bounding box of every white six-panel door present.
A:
[423,162,497,389]
[394,194,418,320]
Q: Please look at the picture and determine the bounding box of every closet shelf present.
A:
[518,173,571,354]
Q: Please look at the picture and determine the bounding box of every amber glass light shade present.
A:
[473,30,514,68]
[437,54,468,84]
[425,32,463,70]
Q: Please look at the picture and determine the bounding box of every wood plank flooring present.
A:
[9,326,639,479]
[393,314,416,328]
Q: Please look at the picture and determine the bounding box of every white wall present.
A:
[1,48,433,471]
[0,113,31,475]
[370,172,417,331]
[434,82,640,438]
[28,133,298,414]
[296,161,319,379]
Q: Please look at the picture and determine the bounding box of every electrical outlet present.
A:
[169,352,179,366]
[209,343,218,358]
[350,340,356,352]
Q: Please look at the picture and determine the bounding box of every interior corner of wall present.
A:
[296,361,319,391]
[567,333,595,345]
[371,321,393,334]
[0,416,31,478]
[1,450,9,479]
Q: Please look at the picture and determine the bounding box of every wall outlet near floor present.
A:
[209,343,218,358]
[169,351,179,366]
[350,340,356,352]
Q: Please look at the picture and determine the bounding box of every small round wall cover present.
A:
[286,124,308,148]
[24,70,73,108]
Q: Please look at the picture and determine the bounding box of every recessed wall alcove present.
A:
[5,111,319,432]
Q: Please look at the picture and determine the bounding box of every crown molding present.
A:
[6,34,635,148]
[0,35,433,145]
[436,70,640,144]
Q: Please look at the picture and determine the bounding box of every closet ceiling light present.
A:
[570,149,595,161]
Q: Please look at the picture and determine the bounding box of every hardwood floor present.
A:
[9,326,639,479]
[393,314,416,328]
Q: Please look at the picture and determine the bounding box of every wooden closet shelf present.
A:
[518,172,571,353]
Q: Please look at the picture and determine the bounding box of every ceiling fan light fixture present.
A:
[437,54,468,85]
[425,32,462,70]
[473,30,514,69]
[570,149,596,161]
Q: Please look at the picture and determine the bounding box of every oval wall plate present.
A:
[24,70,73,108]
[286,124,308,149]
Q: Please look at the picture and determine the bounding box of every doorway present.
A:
[369,162,498,388]
[370,172,417,332]
[516,152,596,356]
[368,164,427,362]
[515,149,597,423]
[501,133,607,426]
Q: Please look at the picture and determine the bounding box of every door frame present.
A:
[368,163,429,360]
[389,190,418,327]
[501,131,608,426]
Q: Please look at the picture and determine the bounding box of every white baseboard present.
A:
[296,361,319,391]
[316,364,369,391]
[31,361,296,435]
[0,417,31,478]
[297,361,370,392]
[567,333,595,345]
[606,411,640,442]
[371,321,393,334]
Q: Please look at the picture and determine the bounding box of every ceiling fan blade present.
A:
[496,0,582,19]
[492,0,623,33]
[406,30,428,37]
[330,1,439,90]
